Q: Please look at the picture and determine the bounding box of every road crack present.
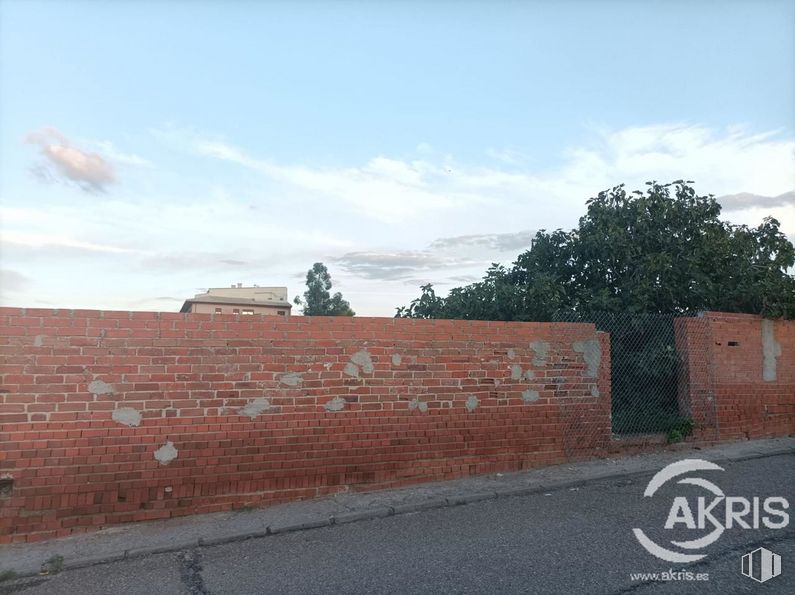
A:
[179,549,209,595]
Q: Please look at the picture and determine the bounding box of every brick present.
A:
[2,306,790,543]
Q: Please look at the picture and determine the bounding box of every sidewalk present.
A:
[1,437,792,580]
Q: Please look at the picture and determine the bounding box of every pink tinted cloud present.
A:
[26,127,116,192]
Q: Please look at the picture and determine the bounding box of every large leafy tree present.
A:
[397,182,795,320]
[295,262,355,316]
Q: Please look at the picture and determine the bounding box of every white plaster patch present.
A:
[279,372,303,387]
[529,341,550,367]
[573,338,602,378]
[154,441,178,465]
[112,407,142,427]
[408,398,428,413]
[350,350,374,374]
[762,319,782,382]
[324,396,346,412]
[238,397,271,419]
[88,379,114,396]
[343,362,360,378]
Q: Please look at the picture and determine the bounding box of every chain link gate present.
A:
[553,311,716,443]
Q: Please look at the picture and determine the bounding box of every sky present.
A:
[1,0,794,316]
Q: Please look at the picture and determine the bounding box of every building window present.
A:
[215,307,222,314]
[242,309,254,315]
[277,310,286,316]
[232,308,240,314]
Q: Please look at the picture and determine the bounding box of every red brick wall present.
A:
[0,308,611,543]
[676,312,795,440]
[674,316,718,440]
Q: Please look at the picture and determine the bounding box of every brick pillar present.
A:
[674,316,718,439]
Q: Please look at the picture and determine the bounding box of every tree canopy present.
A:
[295,262,355,316]
[396,182,795,320]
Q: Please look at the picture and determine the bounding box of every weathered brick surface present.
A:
[706,312,794,439]
[676,312,794,441]
[674,316,718,439]
[0,308,611,542]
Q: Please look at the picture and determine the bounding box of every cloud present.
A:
[28,164,59,185]
[334,250,480,280]
[430,230,536,252]
[187,138,483,222]
[0,269,32,293]
[559,123,795,198]
[5,122,794,315]
[400,277,436,287]
[139,251,256,271]
[180,123,795,231]
[93,141,153,167]
[26,127,116,192]
[218,258,249,266]
[716,191,795,211]
[1,230,141,254]
[334,230,536,281]
[486,147,534,165]
[125,296,183,307]
[1,196,351,267]
[448,275,479,283]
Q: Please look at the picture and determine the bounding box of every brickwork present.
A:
[0,308,610,543]
[700,312,794,439]
[676,312,794,440]
[673,316,718,439]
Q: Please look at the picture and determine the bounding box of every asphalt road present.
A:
[2,454,793,595]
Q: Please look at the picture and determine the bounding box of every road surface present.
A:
[2,453,793,594]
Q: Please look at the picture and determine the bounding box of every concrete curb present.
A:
[59,552,127,571]
[446,491,498,506]
[197,530,268,548]
[2,444,792,583]
[331,507,393,526]
[390,498,448,515]
[126,542,197,559]
[269,518,331,535]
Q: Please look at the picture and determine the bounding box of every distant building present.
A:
[180,284,292,316]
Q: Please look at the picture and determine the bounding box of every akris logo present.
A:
[633,459,789,563]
